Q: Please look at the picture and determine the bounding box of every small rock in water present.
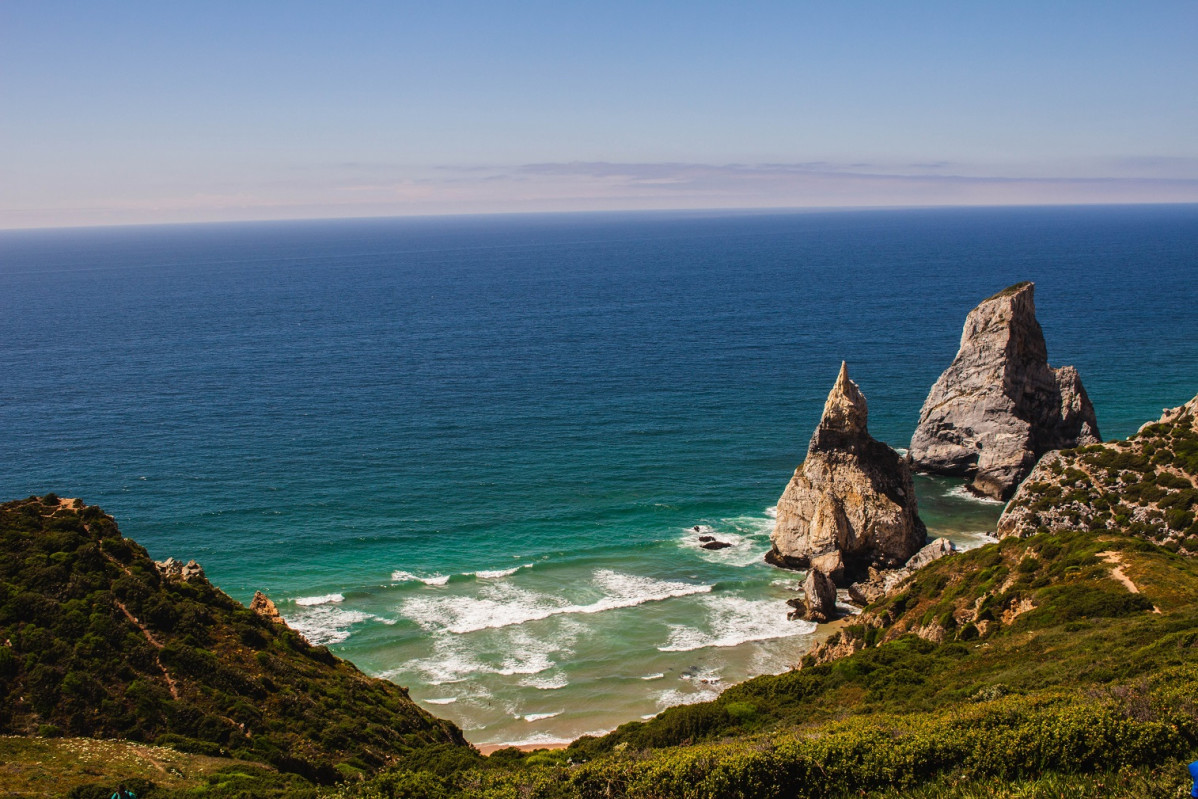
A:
[698,534,715,542]
[701,540,733,550]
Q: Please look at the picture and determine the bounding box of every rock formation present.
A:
[997,392,1198,542]
[847,537,956,606]
[768,362,927,583]
[250,590,285,623]
[908,282,1099,500]
[788,568,838,622]
[155,556,205,582]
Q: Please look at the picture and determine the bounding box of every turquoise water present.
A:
[2,206,1195,746]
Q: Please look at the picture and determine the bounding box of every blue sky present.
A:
[2,1,1197,228]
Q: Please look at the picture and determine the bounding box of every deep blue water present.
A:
[2,205,1196,745]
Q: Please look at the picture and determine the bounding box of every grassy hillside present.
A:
[0,496,468,788]
[0,736,313,799]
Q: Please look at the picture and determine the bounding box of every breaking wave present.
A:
[401,569,712,634]
[660,595,816,652]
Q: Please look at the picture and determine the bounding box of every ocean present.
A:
[2,205,1196,748]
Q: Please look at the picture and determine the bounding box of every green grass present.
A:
[0,735,314,799]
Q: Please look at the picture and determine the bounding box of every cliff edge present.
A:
[0,496,468,783]
[997,392,1198,543]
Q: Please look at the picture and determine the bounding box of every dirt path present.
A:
[98,542,181,700]
[1098,551,1161,614]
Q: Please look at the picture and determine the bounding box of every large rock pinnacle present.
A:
[768,363,927,584]
[908,282,1100,500]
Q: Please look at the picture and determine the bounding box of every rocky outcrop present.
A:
[788,569,838,622]
[768,362,927,584]
[906,536,957,570]
[155,557,205,582]
[250,590,285,623]
[847,537,956,606]
[909,282,1100,500]
[998,392,1198,543]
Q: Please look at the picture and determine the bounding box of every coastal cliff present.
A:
[998,392,1198,543]
[0,496,468,784]
[909,282,1100,499]
[768,363,926,582]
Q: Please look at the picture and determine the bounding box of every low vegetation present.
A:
[0,496,468,789]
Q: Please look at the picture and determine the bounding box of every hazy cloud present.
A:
[4,160,1198,229]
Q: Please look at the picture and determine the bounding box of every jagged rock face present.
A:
[769,363,927,584]
[155,556,205,582]
[847,537,956,606]
[790,569,838,623]
[909,282,1099,500]
[997,393,1198,542]
[250,590,285,623]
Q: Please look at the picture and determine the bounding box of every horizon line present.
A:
[3,199,1197,235]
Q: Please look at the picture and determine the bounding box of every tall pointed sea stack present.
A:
[908,282,1099,500]
[768,363,926,583]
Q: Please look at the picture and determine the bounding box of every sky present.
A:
[2,1,1197,229]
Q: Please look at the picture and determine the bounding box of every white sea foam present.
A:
[294,593,344,606]
[495,649,555,676]
[472,564,531,579]
[401,570,711,634]
[954,531,1000,551]
[656,687,720,709]
[491,732,575,749]
[402,637,486,685]
[424,697,458,705]
[520,672,569,690]
[765,506,778,519]
[660,595,816,652]
[286,605,374,646]
[391,570,450,586]
[640,673,665,681]
[946,485,1006,505]
[404,625,575,686]
[520,712,562,722]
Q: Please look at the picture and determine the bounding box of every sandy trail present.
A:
[1098,551,1161,613]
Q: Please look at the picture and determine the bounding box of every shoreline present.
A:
[478,741,570,755]
[470,609,859,757]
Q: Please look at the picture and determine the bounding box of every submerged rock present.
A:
[701,540,733,550]
[768,362,927,584]
[909,282,1099,500]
